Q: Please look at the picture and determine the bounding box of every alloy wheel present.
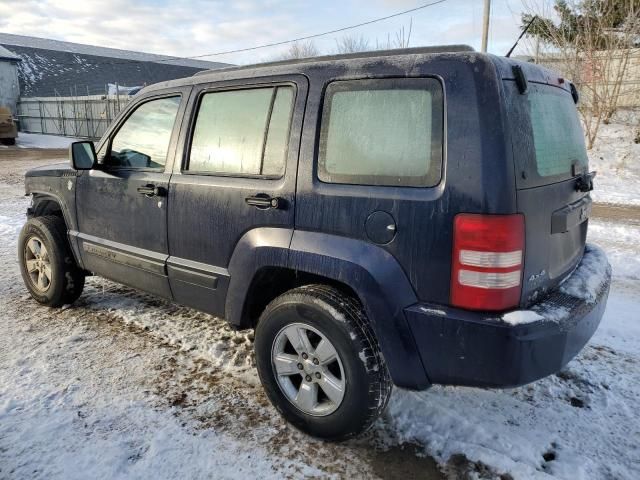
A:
[271,322,346,416]
[24,236,52,293]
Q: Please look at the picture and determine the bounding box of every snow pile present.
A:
[560,244,611,303]
[588,113,640,206]
[501,244,610,325]
[502,309,544,326]
[588,220,640,284]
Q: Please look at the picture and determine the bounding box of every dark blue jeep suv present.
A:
[18,46,611,439]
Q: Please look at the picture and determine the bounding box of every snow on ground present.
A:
[588,113,640,206]
[1,154,639,479]
[0,132,80,150]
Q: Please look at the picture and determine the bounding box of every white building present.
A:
[0,45,21,115]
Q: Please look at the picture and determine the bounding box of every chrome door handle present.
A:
[137,184,166,197]
[245,195,282,209]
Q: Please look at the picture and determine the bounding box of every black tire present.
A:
[255,284,392,440]
[18,215,85,307]
[1,137,16,146]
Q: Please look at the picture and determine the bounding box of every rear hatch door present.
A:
[504,80,591,306]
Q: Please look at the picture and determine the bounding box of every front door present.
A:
[166,76,307,315]
[74,90,189,298]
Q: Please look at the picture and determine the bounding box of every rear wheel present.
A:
[254,284,392,440]
[18,216,85,307]
[1,138,16,145]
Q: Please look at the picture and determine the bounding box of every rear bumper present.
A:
[405,244,611,388]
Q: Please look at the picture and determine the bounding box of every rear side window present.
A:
[318,78,443,187]
[188,86,294,177]
[529,86,588,177]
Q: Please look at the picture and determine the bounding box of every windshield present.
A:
[505,81,588,188]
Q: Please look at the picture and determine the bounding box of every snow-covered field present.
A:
[0,132,79,150]
[588,113,640,206]
[1,148,639,479]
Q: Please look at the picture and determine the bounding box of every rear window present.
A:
[506,81,588,187]
[530,87,588,177]
[318,78,443,187]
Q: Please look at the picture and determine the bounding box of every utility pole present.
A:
[481,0,491,53]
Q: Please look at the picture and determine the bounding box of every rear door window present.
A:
[318,78,444,187]
[187,86,294,177]
[505,82,588,187]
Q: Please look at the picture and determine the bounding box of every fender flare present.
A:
[225,227,292,327]
[226,228,430,390]
[26,180,83,268]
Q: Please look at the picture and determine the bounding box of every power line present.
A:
[183,0,448,60]
[7,0,448,68]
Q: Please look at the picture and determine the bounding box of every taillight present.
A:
[451,214,524,311]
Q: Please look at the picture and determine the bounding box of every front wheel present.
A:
[18,215,85,307]
[254,284,392,440]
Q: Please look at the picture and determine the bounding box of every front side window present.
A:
[106,96,181,169]
[318,78,443,187]
[188,86,294,177]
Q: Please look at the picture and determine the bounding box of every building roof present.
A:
[0,44,21,61]
[0,33,232,97]
[0,32,226,69]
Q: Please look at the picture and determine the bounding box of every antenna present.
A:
[506,15,537,58]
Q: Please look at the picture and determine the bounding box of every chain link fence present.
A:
[16,88,133,140]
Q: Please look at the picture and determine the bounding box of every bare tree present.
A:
[334,35,370,54]
[375,18,413,50]
[275,41,320,60]
[521,0,640,149]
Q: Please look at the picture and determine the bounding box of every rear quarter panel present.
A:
[294,53,517,305]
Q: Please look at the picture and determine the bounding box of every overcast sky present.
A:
[0,0,529,64]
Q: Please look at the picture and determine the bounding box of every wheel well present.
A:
[241,267,360,329]
[31,197,64,220]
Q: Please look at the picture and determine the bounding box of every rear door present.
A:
[167,76,307,315]
[504,80,591,305]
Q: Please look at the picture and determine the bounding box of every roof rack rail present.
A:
[193,44,475,77]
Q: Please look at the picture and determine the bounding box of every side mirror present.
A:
[70,141,97,170]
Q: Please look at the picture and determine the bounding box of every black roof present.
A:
[140,45,562,98]
[0,33,230,97]
[142,45,487,94]
[193,44,475,77]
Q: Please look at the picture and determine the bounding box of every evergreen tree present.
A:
[522,0,639,49]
